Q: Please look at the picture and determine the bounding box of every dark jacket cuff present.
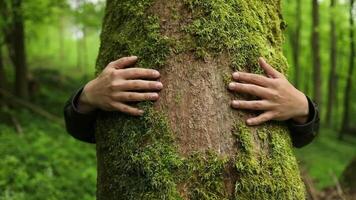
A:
[64,87,97,143]
[288,96,320,148]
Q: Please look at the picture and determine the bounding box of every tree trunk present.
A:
[340,0,355,139]
[0,46,6,90]
[10,0,28,98]
[292,0,302,89]
[326,0,338,126]
[95,1,306,199]
[312,0,322,108]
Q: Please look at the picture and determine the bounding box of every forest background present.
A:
[0,0,355,199]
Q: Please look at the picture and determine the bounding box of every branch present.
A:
[0,88,64,126]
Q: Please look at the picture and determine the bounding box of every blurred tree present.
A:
[340,0,355,139]
[0,0,28,98]
[0,47,5,90]
[326,0,338,126]
[95,0,305,199]
[290,0,302,89]
[312,0,321,108]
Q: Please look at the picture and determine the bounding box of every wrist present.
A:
[291,92,309,124]
[77,81,97,113]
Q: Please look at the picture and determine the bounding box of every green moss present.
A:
[95,0,305,199]
[95,0,170,74]
[183,0,288,75]
[233,123,305,199]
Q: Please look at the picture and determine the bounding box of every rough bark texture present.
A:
[95,0,305,199]
[312,0,321,107]
[326,0,337,126]
[340,0,355,139]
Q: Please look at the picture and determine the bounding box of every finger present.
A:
[110,102,144,116]
[108,56,138,69]
[228,82,271,99]
[113,80,163,91]
[231,100,273,111]
[232,71,271,87]
[120,68,160,80]
[258,57,282,78]
[246,112,275,126]
[112,92,159,102]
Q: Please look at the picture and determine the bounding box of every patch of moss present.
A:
[233,123,305,199]
[95,0,170,74]
[183,0,289,75]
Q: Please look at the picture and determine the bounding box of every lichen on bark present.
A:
[95,0,306,199]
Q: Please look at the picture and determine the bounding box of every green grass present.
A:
[295,128,356,189]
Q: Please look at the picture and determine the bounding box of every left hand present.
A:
[228,57,309,126]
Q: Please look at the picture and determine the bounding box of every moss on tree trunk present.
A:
[95,0,305,199]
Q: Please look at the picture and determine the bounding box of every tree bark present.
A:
[95,0,305,199]
[326,0,338,126]
[312,0,322,107]
[340,0,355,139]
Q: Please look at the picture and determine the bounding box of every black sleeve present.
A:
[287,96,320,148]
[63,88,97,144]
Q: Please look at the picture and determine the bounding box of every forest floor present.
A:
[0,69,355,199]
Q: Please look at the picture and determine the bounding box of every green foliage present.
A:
[0,110,96,200]
[295,129,356,189]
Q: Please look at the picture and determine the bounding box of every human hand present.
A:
[77,56,163,116]
[228,57,309,126]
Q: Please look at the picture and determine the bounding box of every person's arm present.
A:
[64,88,97,143]
[287,96,320,148]
[228,57,319,148]
[64,56,163,143]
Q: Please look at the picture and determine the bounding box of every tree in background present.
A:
[340,0,355,139]
[312,0,322,108]
[94,0,305,199]
[290,0,302,89]
[326,0,338,126]
[0,0,28,98]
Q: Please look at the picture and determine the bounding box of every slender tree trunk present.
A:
[312,0,322,107]
[11,0,28,98]
[95,1,305,199]
[0,46,5,90]
[292,0,302,89]
[326,0,338,126]
[340,0,355,139]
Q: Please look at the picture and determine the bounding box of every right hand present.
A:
[77,56,163,116]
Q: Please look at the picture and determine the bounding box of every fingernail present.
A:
[156,82,163,89]
[130,56,138,60]
[228,83,235,89]
[139,110,144,115]
[232,100,239,107]
[233,72,239,79]
[151,93,159,98]
[246,119,252,125]
[153,70,160,77]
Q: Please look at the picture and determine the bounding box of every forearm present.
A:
[288,96,319,148]
[64,88,97,144]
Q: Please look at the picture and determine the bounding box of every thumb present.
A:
[258,57,282,78]
[108,56,138,69]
